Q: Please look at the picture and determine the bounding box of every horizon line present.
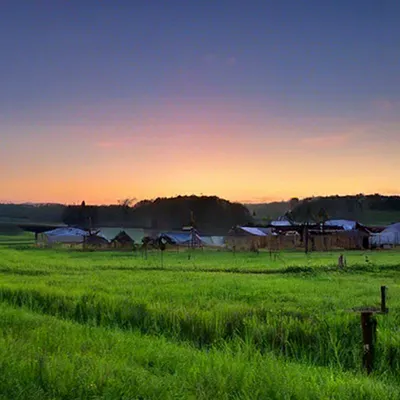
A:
[1,192,399,207]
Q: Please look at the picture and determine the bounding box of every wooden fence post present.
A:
[381,286,388,314]
[360,311,377,374]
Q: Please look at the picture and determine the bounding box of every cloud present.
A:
[300,134,350,148]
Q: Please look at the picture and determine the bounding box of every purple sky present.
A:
[1,1,399,204]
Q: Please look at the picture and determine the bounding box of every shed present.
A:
[97,228,123,242]
[97,228,146,247]
[200,236,226,248]
[38,227,88,246]
[325,219,357,231]
[271,215,293,227]
[226,226,270,251]
[158,230,203,248]
[83,234,110,249]
[370,223,400,248]
[123,228,146,244]
[111,231,135,248]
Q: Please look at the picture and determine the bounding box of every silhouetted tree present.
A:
[118,198,136,228]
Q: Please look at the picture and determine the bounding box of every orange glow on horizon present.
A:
[1,99,399,205]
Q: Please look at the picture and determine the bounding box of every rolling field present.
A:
[1,235,400,398]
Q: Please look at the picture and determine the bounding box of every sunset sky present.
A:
[1,1,399,204]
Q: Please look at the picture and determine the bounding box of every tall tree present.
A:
[118,198,136,227]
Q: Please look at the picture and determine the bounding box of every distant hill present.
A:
[247,195,400,226]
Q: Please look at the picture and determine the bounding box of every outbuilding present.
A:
[370,222,400,248]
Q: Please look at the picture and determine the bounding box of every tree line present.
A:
[2,194,399,231]
[61,196,252,233]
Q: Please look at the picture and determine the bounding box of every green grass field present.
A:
[1,234,400,399]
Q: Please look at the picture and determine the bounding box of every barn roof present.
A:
[97,228,122,241]
[383,222,400,233]
[97,228,145,243]
[270,220,292,227]
[325,220,357,231]
[199,236,225,247]
[45,227,88,237]
[123,228,146,243]
[370,222,400,246]
[42,227,88,244]
[235,226,267,236]
[158,231,200,245]
[85,235,109,245]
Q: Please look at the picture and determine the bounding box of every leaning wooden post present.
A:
[360,311,377,374]
[381,286,388,314]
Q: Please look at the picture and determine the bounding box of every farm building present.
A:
[158,230,203,249]
[37,227,88,247]
[111,231,134,249]
[199,235,225,248]
[153,229,226,250]
[97,228,123,242]
[226,226,272,251]
[225,220,372,252]
[83,234,110,249]
[257,221,371,251]
[325,219,357,231]
[305,221,370,251]
[271,216,293,227]
[98,228,145,243]
[97,228,146,249]
[123,228,146,244]
[308,230,369,251]
[370,223,400,248]
[267,231,302,251]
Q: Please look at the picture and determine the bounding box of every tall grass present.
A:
[1,304,399,400]
[1,244,400,397]
[0,274,400,377]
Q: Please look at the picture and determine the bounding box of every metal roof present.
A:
[370,223,400,246]
[158,231,199,244]
[271,220,292,226]
[45,227,88,236]
[97,228,123,242]
[238,227,267,236]
[200,236,225,247]
[97,228,145,243]
[123,229,146,243]
[325,220,357,231]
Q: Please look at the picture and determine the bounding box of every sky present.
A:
[1,0,399,205]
